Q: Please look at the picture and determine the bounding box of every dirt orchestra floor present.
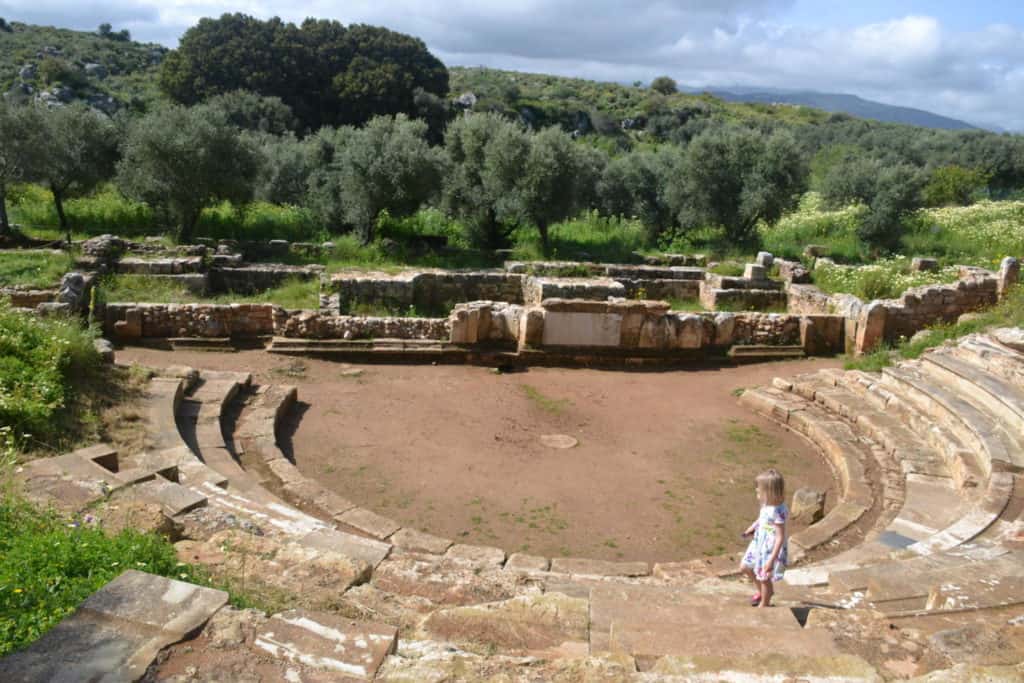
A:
[117,348,841,562]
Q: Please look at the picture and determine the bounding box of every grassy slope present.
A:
[0,21,165,110]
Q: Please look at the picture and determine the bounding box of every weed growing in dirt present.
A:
[519,384,572,414]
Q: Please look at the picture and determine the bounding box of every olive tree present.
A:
[117,104,261,243]
[442,113,530,249]
[32,104,119,241]
[665,125,807,246]
[307,115,445,242]
[0,103,39,236]
[597,148,680,243]
[508,126,606,253]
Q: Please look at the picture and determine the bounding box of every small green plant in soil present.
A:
[519,384,572,414]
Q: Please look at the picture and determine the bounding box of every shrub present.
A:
[0,303,99,442]
[812,256,959,300]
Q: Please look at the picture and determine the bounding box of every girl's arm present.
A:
[743,519,757,536]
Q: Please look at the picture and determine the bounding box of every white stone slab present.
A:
[542,312,622,347]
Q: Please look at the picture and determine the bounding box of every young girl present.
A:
[740,469,789,608]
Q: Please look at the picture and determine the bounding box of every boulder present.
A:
[756,251,774,268]
[791,488,826,524]
[57,271,86,310]
[84,63,108,79]
[994,328,1024,353]
[18,63,36,81]
[911,257,940,272]
[93,338,115,363]
[81,234,126,260]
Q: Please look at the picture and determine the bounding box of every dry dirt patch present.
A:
[117,349,840,562]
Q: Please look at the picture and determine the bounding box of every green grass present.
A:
[519,384,572,414]
[0,251,74,289]
[511,210,645,262]
[97,275,319,309]
[844,284,1024,372]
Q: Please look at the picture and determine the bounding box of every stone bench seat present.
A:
[880,363,1024,475]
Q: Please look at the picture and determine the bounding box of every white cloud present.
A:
[0,1,1021,130]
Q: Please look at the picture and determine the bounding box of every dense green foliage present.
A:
[159,14,449,132]
[0,303,99,441]
[307,115,445,243]
[3,20,1024,262]
[116,104,261,242]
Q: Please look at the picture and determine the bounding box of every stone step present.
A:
[880,364,1023,474]
[0,571,228,683]
[727,344,805,360]
[885,474,966,543]
[132,477,207,516]
[237,384,297,440]
[827,544,1014,594]
[832,370,974,483]
[588,584,839,659]
[907,470,1015,555]
[17,452,128,512]
[69,443,119,472]
[921,351,1024,437]
[253,609,397,680]
[169,337,235,351]
[792,372,953,480]
[868,552,1024,617]
[144,376,186,452]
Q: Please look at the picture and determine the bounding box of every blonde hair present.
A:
[756,469,785,506]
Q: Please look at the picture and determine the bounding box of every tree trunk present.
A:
[0,182,9,236]
[538,219,550,256]
[179,208,201,244]
[52,184,70,244]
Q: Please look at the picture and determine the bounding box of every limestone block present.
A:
[911,257,939,272]
[855,301,888,354]
[756,251,774,268]
[713,312,736,347]
[999,256,1020,297]
[254,610,397,679]
[637,316,670,349]
[743,263,766,281]
[674,314,704,349]
[417,593,589,658]
[515,308,542,348]
[791,487,826,523]
[541,311,622,347]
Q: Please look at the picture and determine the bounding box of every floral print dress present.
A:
[741,503,789,582]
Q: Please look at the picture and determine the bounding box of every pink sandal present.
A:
[750,593,761,606]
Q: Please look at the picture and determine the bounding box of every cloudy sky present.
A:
[3,1,1023,130]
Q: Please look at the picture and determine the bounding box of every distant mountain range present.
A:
[686,87,986,132]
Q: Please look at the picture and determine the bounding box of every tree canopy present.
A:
[159,14,449,132]
[116,104,261,243]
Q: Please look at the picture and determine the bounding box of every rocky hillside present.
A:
[0,20,166,114]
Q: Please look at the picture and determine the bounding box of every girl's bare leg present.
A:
[758,579,774,608]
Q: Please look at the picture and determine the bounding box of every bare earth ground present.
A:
[117,348,841,563]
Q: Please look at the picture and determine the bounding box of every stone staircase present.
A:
[9,331,1024,680]
[741,331,1024,627]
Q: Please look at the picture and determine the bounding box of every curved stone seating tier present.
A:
[10,332,1024,680]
